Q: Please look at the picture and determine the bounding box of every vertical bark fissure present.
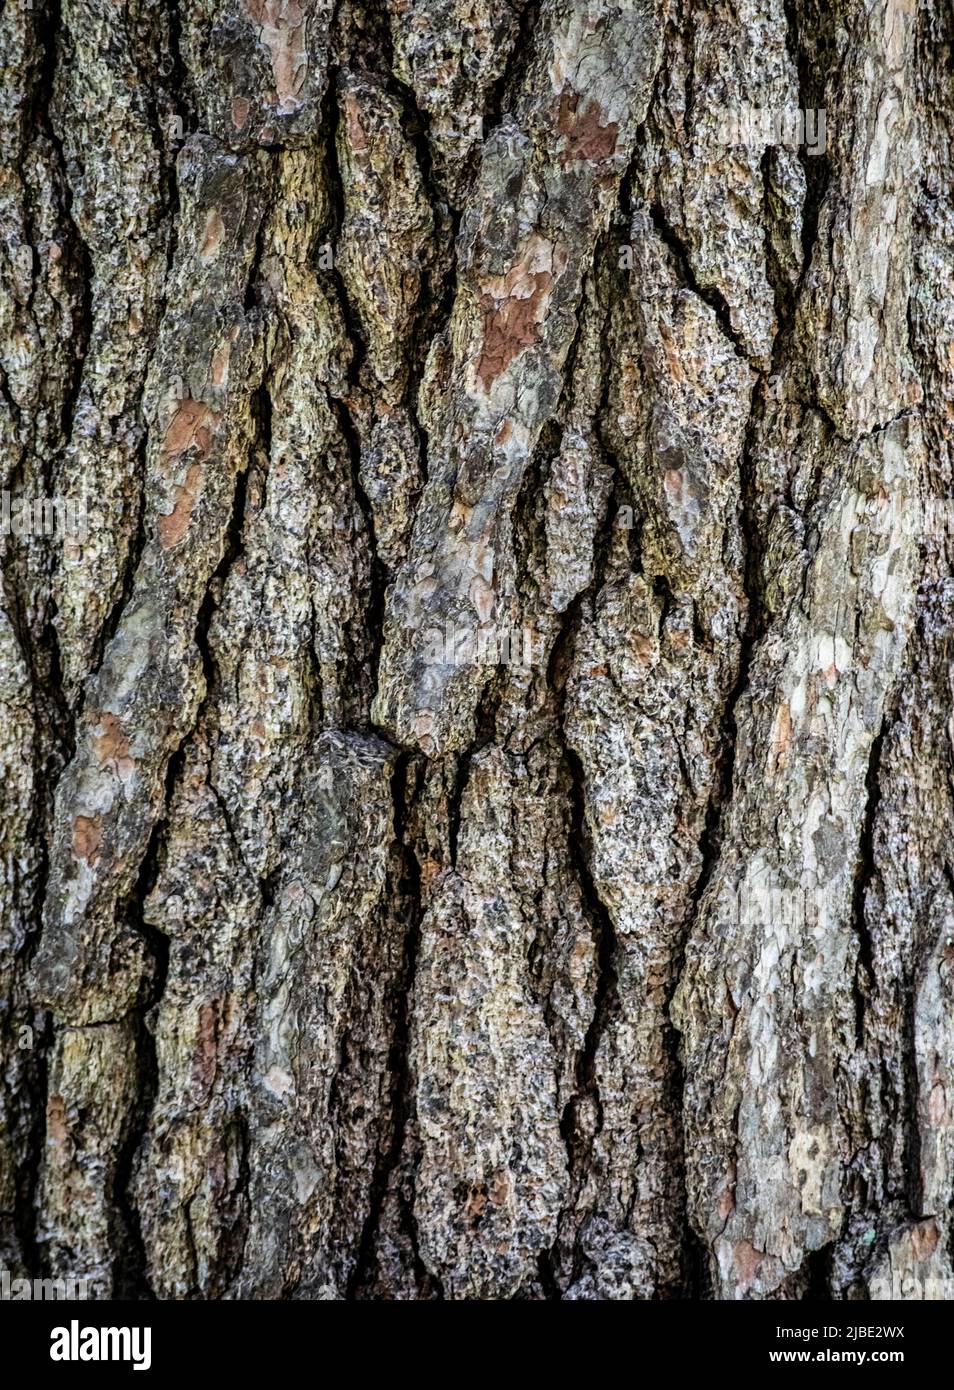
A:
[347,752,434,1297]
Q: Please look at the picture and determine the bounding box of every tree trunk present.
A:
[1,0,952,1301]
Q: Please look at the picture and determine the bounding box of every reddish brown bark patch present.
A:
[193,998,224,1098]
[243,0,308,111]
[46,1094,70,1159]
[557,89,619,164]
[475,235,563,391]
[90,711,136,779]
[911,1219,940,1260]
[200,209,225,264]
[232,96,250,130]
[770,700,793,766]
[90,711,127,763]
[72,815,103,863]
[477,277,552,390]
[211,342,231,387]
[733,1238,766,1288]
[158,462,204,549]
[342,90,368,152]
[163,398,220,460]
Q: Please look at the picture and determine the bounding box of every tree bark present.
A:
[1,0,952,1300]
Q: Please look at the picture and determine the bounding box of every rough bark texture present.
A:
[1,0,952,1300]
